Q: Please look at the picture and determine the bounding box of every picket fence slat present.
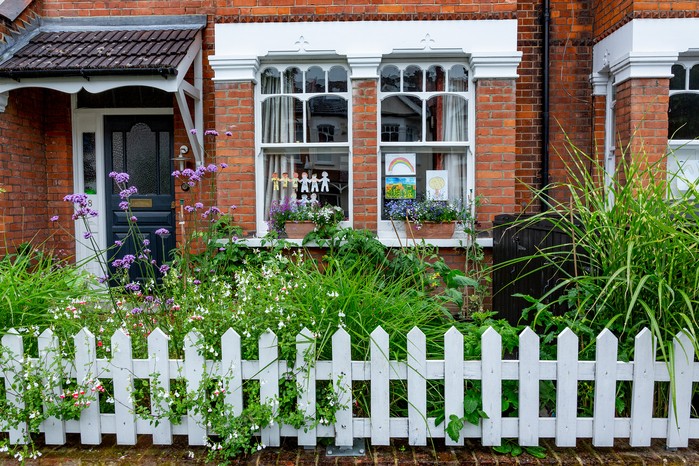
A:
[39,329,66,445]
[407,327,427,446]
[332,327,353,447]
[518,327,539,447]
[593,329,617,447]
[75,328,101,445]
[148,328,172,445]
[111,329,137,445]
[259,330,280,447]
[370,327,390,445]
[3,325,699,450]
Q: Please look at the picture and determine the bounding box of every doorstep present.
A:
[2,436,699,465]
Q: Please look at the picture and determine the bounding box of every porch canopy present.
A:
[0,14,207,163]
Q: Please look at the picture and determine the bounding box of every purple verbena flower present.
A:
[159,264,170,274]
[50,215,59,222]
[220,163,228,169]
[194,202,204,210]
[83,231,92,239]
[207,164,218,173]
[225,131,233,137]
[155,228,170,237]
[108,172,130,184]
[185,205,196,213]
[142,239,150,247]
[204,129,219,136]
[119,201,129,211]
[130,216,138,222]
[190,129,197,135]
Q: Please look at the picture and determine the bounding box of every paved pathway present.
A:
[3,436,699,465]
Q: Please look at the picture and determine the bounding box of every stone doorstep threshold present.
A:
[2,435,699,465]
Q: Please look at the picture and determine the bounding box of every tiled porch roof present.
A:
[0,16,205,79]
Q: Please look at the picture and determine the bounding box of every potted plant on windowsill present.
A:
[386,198,470,239]
[268,198,345,239]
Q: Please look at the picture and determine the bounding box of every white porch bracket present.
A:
[175,48,205,166]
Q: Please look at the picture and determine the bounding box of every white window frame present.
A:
[376,60,475,241]
[255,62,352,236]
[668,59,699,197]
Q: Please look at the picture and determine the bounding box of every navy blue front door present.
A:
[104,115,175,282]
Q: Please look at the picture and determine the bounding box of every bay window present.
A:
[668,62,699,197]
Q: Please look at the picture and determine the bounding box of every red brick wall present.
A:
[0,89,49,255]
[592,0,699,40]
[475,79,517,230]
[214,81,256,233]
[352,79,378,232]
[614,78,670,177]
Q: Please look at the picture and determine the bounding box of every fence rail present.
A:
[0,326,697,449]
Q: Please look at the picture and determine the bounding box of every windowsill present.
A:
[219,236,493,249]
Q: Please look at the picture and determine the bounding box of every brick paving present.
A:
[3,435,699,465]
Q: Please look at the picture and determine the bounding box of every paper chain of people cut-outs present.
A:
[272,171,330,193]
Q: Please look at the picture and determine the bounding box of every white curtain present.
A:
[441,94,469,201]
[263,74,297,216]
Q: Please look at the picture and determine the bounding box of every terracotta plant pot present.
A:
[285,221,316,238]
[405,221,456,239]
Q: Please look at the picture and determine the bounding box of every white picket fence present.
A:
[1,325,698,449]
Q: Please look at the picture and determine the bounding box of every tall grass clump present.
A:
[504,143,699,365]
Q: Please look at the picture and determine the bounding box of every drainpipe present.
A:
[540,0,551,211]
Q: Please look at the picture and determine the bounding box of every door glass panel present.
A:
[111,133,125,190]
[126,123,157,194]
[83,132,97,194]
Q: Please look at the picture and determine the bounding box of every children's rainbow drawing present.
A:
[385,153,416,176]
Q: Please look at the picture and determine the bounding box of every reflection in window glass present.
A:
[448,65,468,92]
[307,96,348,143]
[328,66,348,92]
[263,150,350,223]
[426,95,468,142]
[671,65,686,90]
[690,65,699,90]
[403,65,423,92]
[426,66,444,92]
[381,65,400,92]
[261,96,304,144]
[284,67,303,93]
[669,93,699,140]
[83,133,97,194]
[380,149,468,220]
[261,68,281,94]
[306,66,325,93]
[381,96,422,142]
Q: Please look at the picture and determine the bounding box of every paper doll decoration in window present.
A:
[271,172,280,191]
[292,172,299,191]
[311,173,319,192]
[300,172,310,193]
[320,171,330,192]
[300,194,309,205]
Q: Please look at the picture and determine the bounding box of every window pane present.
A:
[381,65,400,92]
[263,150,350,223]
[307,96,348,143]
[82,133,97,194]
[284,67,303,93]
[426,66,445,92]
[380,149,468,219]
[426,95,468,142]
[448,65,468,92]
[262,96,303,143]
[328,66,348,92]
[669,93,699,140]
[261,67,281,94]
[670,64,686,90]
[403,65,423,92]
[690,65,699,90]
[381,95,422,142]
[306,66,325,93]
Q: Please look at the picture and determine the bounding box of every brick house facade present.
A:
[0,1,697,297]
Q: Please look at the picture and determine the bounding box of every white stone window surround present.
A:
[210,20,521,245]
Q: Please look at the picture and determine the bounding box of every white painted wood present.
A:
[481,327,502,446]
[110,329,136,445]
[407,327,427,446]
[630,328,654,447]
[147,328,172,445]
[518,327,540,446]
[370,326,390,445]
[444,327,464,446]
[184,330,207,446]
[332,327,353,446]
[74,328,102,445]
[259,329,280,447]
[593,328,618,447]
[2,329,26,444]
[667,331,694,448]
[556,328,578,447]
[221,328,243,416]
[38,328,66,445]
[296,328,316,446]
